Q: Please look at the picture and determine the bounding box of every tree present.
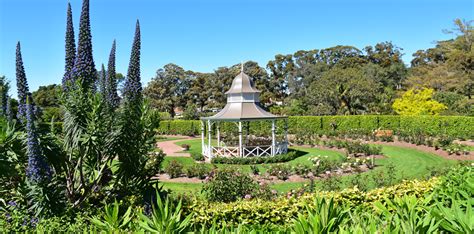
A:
[62,2,76,90]
[392,88,447,115]
[307,67,379,115]
[187,72,212,111]
[144,63,190,117]
[407,19,473,98]
[32,84,62,122]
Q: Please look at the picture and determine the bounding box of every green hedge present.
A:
[189,177,440,227]
[157,115,474,139]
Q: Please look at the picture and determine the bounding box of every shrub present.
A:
[159,116,474,140]
[184,164,210,179]
[309,156,335,175]
[164,160,183,178]
[250,165,259,175]
[266,164,292,180]
[181,144,190,151]
[191,152,204,161]
[211,151,299,165]
[345,141,382,156]
[190,176,441,228]
[201,168,258,202]
[292,164,311,178]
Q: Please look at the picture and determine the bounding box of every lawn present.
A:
[160,138,458,194]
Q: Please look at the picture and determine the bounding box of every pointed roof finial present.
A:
[241,62,244,72]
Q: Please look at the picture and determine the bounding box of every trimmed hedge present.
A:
[188,177,440,227]
[211,151,299,165]
[157,115,474,139]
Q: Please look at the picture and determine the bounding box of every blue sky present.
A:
[0,0,472,96]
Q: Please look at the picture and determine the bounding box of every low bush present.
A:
[164,160,184,178]
[181,144,190,151]
[191,152,205,161]
[266,164,292,180]
[292,164,311,178]
[443,143,470,155]
[184,164,211,179]
[211,151,300,165]
[345,141,382,156]
[201,168,259,203]
[190,176,441,228]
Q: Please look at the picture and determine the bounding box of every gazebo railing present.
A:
[243,145,272,157]
[212,146,239,157]
[203,141,288,158]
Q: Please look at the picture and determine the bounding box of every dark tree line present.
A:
[3,19,471,120]
[143,19,472,118]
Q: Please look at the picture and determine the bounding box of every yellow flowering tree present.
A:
[392,88,447,115]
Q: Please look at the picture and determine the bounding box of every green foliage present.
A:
[90,200,134,232]
[292,198,349,233]
[191,176,440,227]
[160,115,474,139]
[393,88,447,115]
[432,200,473,233]
[185,164,210,179]
[266,164,292,180]
[164,160,184,179]
[211,151,299,165]
[191,152,204,161]
[201,168,258,203]
[138,193,192,233]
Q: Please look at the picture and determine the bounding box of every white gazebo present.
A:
[201,69,288,158]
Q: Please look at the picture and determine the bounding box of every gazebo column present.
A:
[217,123,220,147]
[207,120,212,158]
[238,121,243,157]
[284,119,289,153]
[271,120,276,156]
[201,121,205,156]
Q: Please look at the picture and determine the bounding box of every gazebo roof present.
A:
[225,72,260,94]
[202,71,285,121]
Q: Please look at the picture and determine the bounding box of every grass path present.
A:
[160,139,458,194]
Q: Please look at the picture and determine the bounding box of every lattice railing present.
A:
[243,145,272,157]
[204,142,288,158]
[212,146,239,157]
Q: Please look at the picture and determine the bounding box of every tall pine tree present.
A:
[62,2,76,90]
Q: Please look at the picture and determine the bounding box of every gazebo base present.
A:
[203,142,288,158]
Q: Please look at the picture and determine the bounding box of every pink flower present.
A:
[244,194,252,200]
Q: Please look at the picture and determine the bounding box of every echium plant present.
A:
[62,2,76,91]
[99,63,107,95]
[113,20,159,190]
[106,40,120,110]
[15,42,30,122]
[5,96,13,122]
[70,0,96,91]
[0,76,9,116]
[25,98,52,183]
[62,0,113,207]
